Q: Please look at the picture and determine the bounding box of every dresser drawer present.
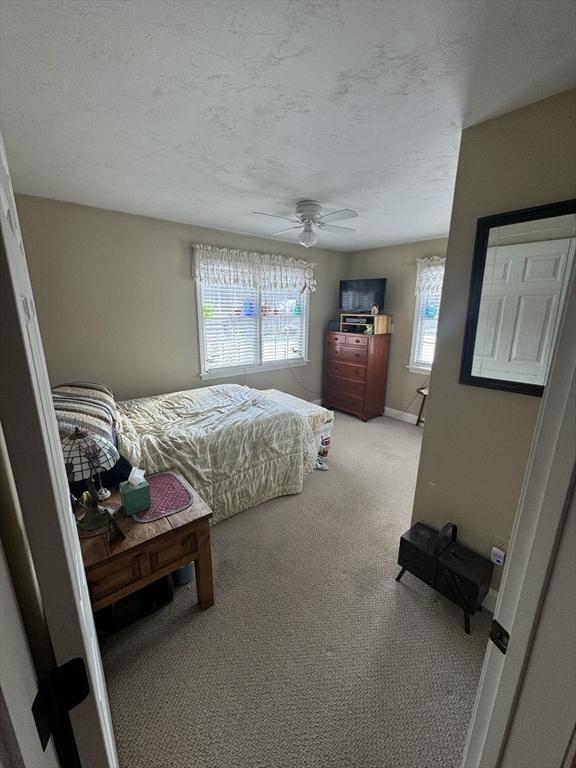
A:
[325,361,367,382]
[327,344,368,364]
[346,334,368,347]
[150,529,199,573]
[326,332,348,345]
[326,376,366,399]
[325,391,365,415]
[87,552,148,604]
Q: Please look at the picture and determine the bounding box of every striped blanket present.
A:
[52,382,117,445]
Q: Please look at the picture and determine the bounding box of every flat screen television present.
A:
[339,278,387,312]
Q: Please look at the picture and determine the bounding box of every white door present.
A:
[0,133,118,765]
[473,239,574,384]
[462,250,576,766]
[0,535,59,767]
[499,485,576,768]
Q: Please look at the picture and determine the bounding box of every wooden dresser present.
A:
[323,331,391,421]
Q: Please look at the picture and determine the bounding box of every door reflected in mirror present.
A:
[460,201,576,396]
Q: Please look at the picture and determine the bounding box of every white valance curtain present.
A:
[194,244,317,293]
[415,255,446,293]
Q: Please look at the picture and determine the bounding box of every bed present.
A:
[115,384,333,525]
[260,388,333,466]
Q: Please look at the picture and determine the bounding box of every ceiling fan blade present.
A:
[270,226,302,235]
[252,211,300,224]
[319,208,358,224]
[318,223,356,232]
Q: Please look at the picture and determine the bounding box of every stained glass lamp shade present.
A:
[61,427,119,498]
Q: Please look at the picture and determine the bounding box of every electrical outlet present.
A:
[494,535,509,551]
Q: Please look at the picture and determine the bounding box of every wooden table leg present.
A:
[416,394,426,426]
[194,523,214,610]
[395,567,407,582]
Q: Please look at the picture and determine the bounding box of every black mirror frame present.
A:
[459,198,576,397]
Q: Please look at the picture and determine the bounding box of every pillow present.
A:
[52,381,117,445]
[52,382,133,492]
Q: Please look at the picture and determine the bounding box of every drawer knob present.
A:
[355,339,360,343]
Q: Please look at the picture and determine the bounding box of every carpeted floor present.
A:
[101,413,491,768]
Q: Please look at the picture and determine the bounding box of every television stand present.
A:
[339,313,391,335]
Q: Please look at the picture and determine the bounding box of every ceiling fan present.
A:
[252,199,358,248]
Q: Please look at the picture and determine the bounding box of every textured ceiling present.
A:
[1,0,575,251]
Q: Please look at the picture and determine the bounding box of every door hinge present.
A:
[489,619,510,655]
[32,657,90,751]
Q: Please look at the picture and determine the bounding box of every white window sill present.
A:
[201,358,309,381]
[407,364,432,375]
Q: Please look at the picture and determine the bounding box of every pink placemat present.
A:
[133,471,193,523]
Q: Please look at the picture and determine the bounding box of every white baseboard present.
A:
[482,587,498,613]
[384,407,418,425]
[316,401,419,425]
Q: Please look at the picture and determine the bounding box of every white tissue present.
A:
[128,467,146,487]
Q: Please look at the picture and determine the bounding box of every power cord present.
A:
[287,363,321,397]
[394,376,430,418]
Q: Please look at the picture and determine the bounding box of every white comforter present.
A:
[116,384,317,524]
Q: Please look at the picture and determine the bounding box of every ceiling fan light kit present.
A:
[298,220,317,248]
[252,199,358,248]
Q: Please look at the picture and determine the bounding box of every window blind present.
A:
[201,284,259,370]
[261,289,306,362]
[410,258,445,371]
[411,289,442,368]
[199,284,307,373]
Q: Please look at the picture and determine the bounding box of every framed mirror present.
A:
[460,199,576,396]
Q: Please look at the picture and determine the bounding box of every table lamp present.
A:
[61,427,119,510]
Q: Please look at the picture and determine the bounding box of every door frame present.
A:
[462,246,576,765]
[0,132,118,766]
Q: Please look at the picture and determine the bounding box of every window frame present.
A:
[408,261,444,374]
[195,280,310,380]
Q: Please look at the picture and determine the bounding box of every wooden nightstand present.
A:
[79,483,214,612]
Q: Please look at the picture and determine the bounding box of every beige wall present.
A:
[16,196,347,401]
[346,238,448,417]
[412,88,576,587]
[16,193,448,419]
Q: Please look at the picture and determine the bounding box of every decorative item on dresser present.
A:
[339,312,392,334]
[323,329,391,421]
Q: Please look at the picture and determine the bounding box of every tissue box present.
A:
[119,479,150,516]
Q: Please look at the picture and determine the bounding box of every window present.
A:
[409,256,445,373]
[199,284,308,375]
[194,244,314,378]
